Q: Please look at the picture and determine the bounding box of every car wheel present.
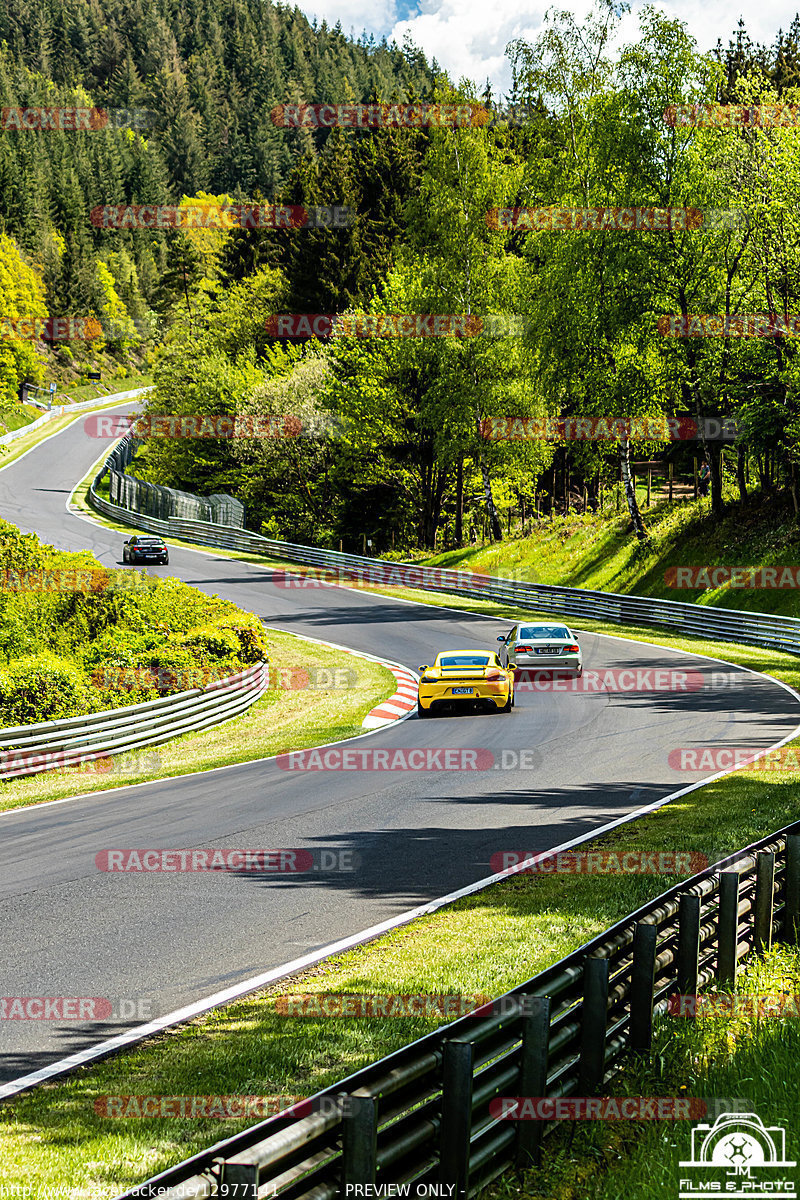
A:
[576,665,583,677]
[122,549,128,563]
[500,691,512,713]
[163,555,169,564]
[417,700,431,719]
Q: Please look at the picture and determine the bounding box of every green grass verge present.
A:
[407,486,800,618]
[489,945,800,1199]
[0,629,396,814]
[0,403,42,432]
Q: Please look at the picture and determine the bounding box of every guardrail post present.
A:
[577,955,609,1094]
[677,894,701,1010]
[219,1157,258,1198]
[440,1038,474,1198]
[754,852,776,956]
[515,995,551,1168]
[342,1092,379,1186]
[717,872,741,988]
[630,922,658,1052]
[784,834,800,946]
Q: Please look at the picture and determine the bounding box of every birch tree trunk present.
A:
[618,437,647,540]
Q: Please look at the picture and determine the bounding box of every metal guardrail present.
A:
[89,440,800,1197]
[0,390,151,446]
[0,661,268,781]
[118,822,800,1200]
[90,437,800,657]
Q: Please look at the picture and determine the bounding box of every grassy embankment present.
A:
[411,484,800,617]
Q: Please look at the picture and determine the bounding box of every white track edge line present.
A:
[0,632,414,819]
[5,708,800,1103]
[0,429,784,1094]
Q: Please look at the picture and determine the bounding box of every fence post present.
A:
[577,956,609,1093]
[784,834,800,945]
[220,1158,258,1198]
[342,1093,379,1187]
[677,894,701,1010]
[515,995,551,1168]
[754,852,776,956]
[440,1038,474,1197]
[630,922,658,1051]
[669,461,673,502]
[717,872,741,987]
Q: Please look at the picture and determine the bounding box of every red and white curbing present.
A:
[362,665,419,728]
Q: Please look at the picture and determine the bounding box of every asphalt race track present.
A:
[0,407,798,1083]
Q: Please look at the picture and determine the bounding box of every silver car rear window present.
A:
[519,626,570,640]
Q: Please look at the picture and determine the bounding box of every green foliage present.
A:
[0,2,436,360]
[177,624,241,664]
[0,655,90,725]
[129,645,210,694]
[208,617,270,664]
[0,521,266,725]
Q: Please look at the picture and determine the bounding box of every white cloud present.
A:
[299,0,398,38]
[391,1,544,96]
[389,1,798,94]
[296,0,800,93]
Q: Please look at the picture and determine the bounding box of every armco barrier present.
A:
[117,823,800,1200]
[90,437,800,656]
[0,389,151,447]
[0,661,268,781]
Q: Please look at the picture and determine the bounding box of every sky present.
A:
[296,0,798,96]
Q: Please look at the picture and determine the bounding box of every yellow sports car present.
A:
[417,649,515,717]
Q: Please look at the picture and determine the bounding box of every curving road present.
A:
[0,408,798,1085]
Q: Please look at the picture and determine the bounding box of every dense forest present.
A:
[4,1,800,551]
[0,0,438,405]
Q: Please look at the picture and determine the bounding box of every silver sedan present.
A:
[497,622,583,675]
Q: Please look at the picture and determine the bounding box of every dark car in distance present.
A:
[123,535,169,565]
